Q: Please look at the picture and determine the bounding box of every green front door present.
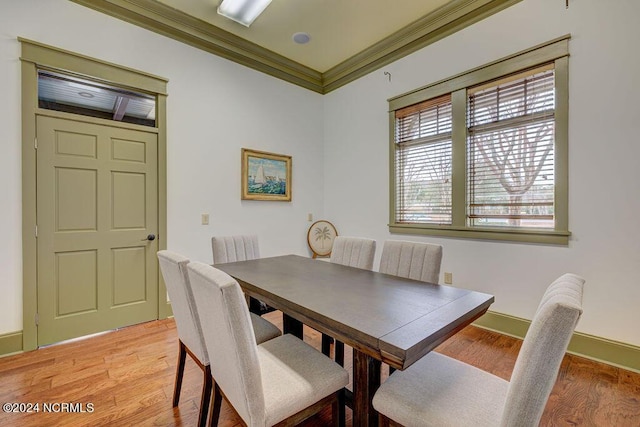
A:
[36,115,159,346]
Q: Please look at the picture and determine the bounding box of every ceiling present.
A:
[71,0,521,93]
[156,0,452,73]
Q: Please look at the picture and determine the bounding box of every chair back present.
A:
[330,236,376,270]
[500,273,584,427]
[157,250,208,364]
[212,235,260,264]
[379,240,443,283]
[187,261,265,425]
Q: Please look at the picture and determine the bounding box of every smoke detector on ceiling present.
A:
[292,32,311,44]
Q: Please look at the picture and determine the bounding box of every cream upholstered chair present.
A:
[379,240,443,284]
[324,236,377,364]
[211,234,260,263]
[378,240,443,374]
[211,235,275,315]
[372,273,585,427]
[330,236,376,270]
[157,251,281,427]
[186,261,349,427]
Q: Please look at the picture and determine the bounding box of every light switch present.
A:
[307,213,313,222]
[201,213,210,225]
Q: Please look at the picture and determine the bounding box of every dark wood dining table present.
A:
[215,254,494,427]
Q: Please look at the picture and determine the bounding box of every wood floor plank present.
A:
[0,356,55,373]
[0,315,638,426]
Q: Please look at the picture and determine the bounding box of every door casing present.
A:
[21,38,170,351]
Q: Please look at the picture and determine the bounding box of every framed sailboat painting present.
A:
[241,148,292,201]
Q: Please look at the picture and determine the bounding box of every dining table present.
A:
[215,254,494,427]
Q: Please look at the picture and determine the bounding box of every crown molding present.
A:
[322,0,522,93]
[70,0,324,93]
[70,0,521,94]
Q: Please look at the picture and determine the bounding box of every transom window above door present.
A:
[37,70,156,127]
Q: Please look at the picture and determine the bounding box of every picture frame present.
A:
[241,148,292,201]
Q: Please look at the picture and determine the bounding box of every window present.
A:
[467,65,555,229]
[395,95,452,225]
[389,36,570,244]
[38,70,156,127]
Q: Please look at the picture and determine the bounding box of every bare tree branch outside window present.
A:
[467,69,555,228]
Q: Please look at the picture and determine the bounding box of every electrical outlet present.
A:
[201,213,209,225]
[444,272,453,284]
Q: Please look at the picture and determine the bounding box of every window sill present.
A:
[388,223,570,245]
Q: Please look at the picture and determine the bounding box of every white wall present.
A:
[2,0,639,350]
[323,0,640,347]
[0,0,324,334]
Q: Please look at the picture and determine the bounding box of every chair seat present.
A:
[250,313,282,344]
[259,334,349,426]
[372,351,508,427]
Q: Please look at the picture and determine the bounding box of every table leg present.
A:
[282,313,303,339]
[352,349,381,427]
[321,334,332,357]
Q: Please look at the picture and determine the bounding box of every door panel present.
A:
[55,130,97,158]
[112,247,147,305]
[56,168,97,231]
[112,138,146,163]
[112,172,146,228]
[37,116,159,346]
[55,250,98,316]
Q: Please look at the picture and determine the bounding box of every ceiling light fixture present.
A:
[218,0,272,27]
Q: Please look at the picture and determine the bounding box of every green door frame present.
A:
[20,38,170,351]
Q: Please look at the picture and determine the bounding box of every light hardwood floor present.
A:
[0,312,638,426]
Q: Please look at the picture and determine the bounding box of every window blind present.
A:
[467,65,555,229]
[395,94,452,224]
